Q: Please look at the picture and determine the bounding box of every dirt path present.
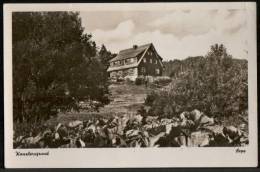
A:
[99,83,153,115]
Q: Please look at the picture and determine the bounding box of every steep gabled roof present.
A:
[109,43,152,62]
[107,43,164,72]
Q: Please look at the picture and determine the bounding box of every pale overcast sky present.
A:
[80,9,248,61]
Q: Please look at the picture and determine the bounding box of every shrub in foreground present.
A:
[135,76,145,85]
[153,76,172,86]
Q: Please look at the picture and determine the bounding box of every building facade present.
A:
[107,43,164,81]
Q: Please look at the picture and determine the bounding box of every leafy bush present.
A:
[153,76,172,86]
[145,89,182,117]
[144,91,158,106]
[145,44,248,120]
[116,77,125,82]
[135,76,145,85]
[125,78,134,84]
[137,105,148,117]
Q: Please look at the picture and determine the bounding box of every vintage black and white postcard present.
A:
[4,2,257,168]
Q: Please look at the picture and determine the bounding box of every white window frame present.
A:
[125,58,130,64]
[141,67,146,74]
[156,68,160,75]
[128,68,134,75]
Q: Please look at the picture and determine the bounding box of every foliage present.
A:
[163,56,204,77]
[135,76,145,85]
[98,44,117,69]
[153,76,172,86]
[146,44,248,120]
[13,12,110,123]
[144,91,158,107]
[13,109,249,148]
[125,78,134,84]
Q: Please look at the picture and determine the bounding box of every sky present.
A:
[80,9,248,61]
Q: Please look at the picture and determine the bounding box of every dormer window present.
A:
[114,61,120,65]
[125,58,133,64]
[143,58,146,63]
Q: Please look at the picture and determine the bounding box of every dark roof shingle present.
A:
[109,43,152,62]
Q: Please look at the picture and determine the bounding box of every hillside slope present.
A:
[47,83,153,124]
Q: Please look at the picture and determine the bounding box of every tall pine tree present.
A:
[13,12,109,123]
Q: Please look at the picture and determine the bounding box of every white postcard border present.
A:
[4,2,258,168]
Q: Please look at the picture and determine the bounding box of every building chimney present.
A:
[133,45,138,49]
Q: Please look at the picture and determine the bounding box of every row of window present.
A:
[141,67,160,75]
[110,68,136,77]
[143,57,158,64]
[111,57,136,66]
[147,51,153,56]
[111,56,159,67]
